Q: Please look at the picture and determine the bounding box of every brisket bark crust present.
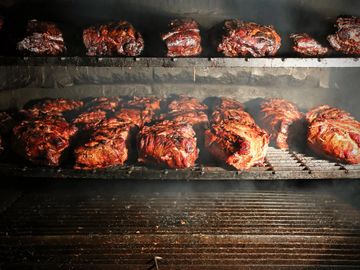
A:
[83,21,144,56]
[217,20,281,57]
[306,105,360,164]
[12,116,78,166]
[74,118,130,170]
[138,120,199,169]
[206,97,269,170]
[259,99,304,150]
[328,16,360,55]
[290,33,328,56]
[17,20,66,56]
[161,18,202,57]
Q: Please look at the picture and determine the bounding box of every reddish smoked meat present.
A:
[74,118,130,170]
[17,20,66,56]
[205,120,269,170]
[73,110,107,130]
[168,95,208,112]
[115,108,154,128]
[306,105,360,164]
[12,116,77,166]
[217,20,281,57]
[206,97,269,170]
[212,97,244,111]
[88,97,122,112]
[161,110,209,127]
[259,99,304,149]
[25,98,83,118]
[138,120,199,169]
[212,109,255,125]
[83,21,144,56]
[290,33,328,56]
[328,16,360,55]
[162,18,202,57]
[124,96,161,111]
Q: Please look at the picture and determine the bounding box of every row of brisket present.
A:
[0,96,359,170]
[14,16,360,57]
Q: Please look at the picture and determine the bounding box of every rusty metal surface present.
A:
[0,56,359,67]
[0,188,360,269]
[0,147,359,180]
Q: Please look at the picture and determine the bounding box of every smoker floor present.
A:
[1,147,359,180]
[0,185,360,269]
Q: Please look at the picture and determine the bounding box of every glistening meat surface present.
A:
[328,16,360,55]
[25,98,83,118]
[138,120,199,169]
[74,118,130,170]
[306,105,360,164]
[162,18,202,57]
[290,33,328,56]
[168,95,208,112]
[115,108,154,128]
[259,99,304,149]
[160,110,209,127]
[212,97,244,111]
[83,21,144,56]
[17,20,66,56]
[217,20,281,57]
[12,116,78,166]
[205,119,269,170]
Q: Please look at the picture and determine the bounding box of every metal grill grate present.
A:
[0,147,359,180]
[0,190,360,269]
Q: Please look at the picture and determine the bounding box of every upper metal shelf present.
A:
[0,56,359,68]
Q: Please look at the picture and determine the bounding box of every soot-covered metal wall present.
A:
[0,66,359,120]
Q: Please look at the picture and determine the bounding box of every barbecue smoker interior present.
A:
[0,0,360,268]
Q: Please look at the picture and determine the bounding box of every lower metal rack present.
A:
[1,147,359,180]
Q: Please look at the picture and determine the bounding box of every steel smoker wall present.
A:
[0,66,359,119]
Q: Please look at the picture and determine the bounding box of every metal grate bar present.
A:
[0,190,360,268]
[0,57,360,68]
[1,147,359,180]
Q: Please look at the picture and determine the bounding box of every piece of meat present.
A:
[168,95,208,112]
[306,105,360,164]
[328,16,360,55]
[12,116,77,166]
[73,110,107,130]
[138,120,199,168]
[74,118,130,170]
[124,96,161,111]
[160,110,209,127]
[217,20,281,57]
[205,120,269,170]
[25,98,83,118]
[212,97,244,111]
[212,109,255,125]
[17,19,66,56]
[83,21,144,56]
[87,97,122,112]
[259,99,304,149]
[115,108,153,128]
[161,18,202,57]
[290,33,328,56]
[306,105,353,123]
